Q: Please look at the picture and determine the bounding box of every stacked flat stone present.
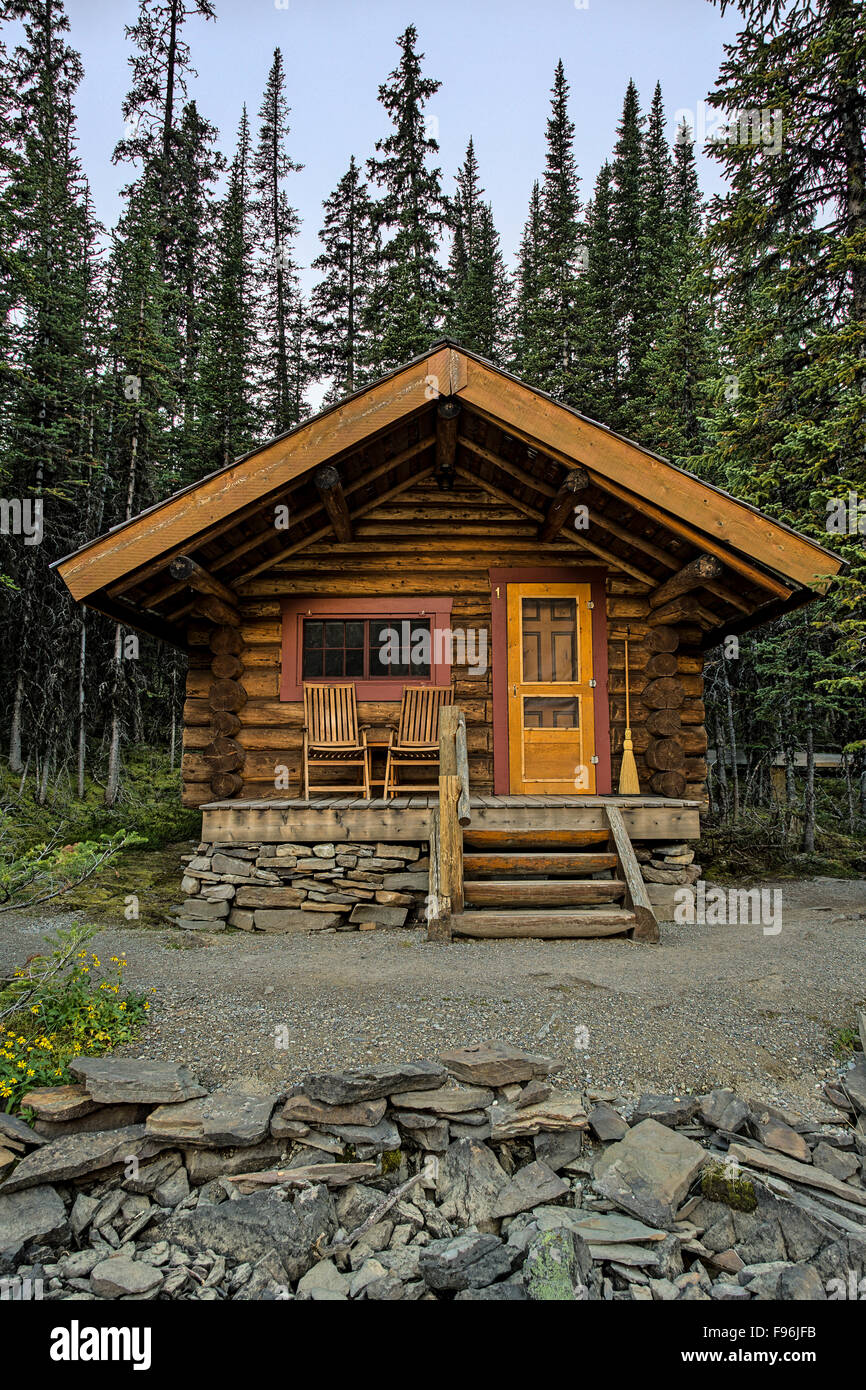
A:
[632,841,702,922]
[173,840,429,933]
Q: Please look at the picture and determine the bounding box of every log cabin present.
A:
[53,343,843,942]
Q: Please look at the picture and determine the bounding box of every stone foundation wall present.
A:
[171,836,704,935]
[173,841,430,934]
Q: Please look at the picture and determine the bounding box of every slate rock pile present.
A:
[1,1043,865,1301]
[173,840,428,933]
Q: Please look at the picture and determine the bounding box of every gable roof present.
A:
[53,341,843,646]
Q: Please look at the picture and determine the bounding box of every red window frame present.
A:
[280,596,454,701]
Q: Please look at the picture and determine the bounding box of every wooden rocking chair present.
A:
[384,686,453,799]
[303,683,370,799]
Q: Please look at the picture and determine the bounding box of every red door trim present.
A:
[488,566,612,796]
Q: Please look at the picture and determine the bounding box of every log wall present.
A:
[606,585,707,806]
[180,477,708,808]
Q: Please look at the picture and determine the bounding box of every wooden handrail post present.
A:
[439,704,458,776]
[455,708,471,827]
[426,809,452,942]
[438,706,465,915]
[605,804,659,944]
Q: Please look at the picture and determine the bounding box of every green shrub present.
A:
[0,924,153,1110]
[0,747,200,855]
[0,827,146,912]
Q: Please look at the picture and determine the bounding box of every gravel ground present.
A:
[2,876,864,1119]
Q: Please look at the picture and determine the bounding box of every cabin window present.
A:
[301,617,432,681]
[280,596,453,701]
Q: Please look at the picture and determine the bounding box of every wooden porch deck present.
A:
[200,793,702,845]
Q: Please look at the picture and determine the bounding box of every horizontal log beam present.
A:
[458,435,557,497]
[452,466,657,586]
[647,594,704,627]
[650,770,687,798]
[145,439,436,612]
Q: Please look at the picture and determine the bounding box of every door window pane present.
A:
[521,598,578,682]
[523,696,580,729]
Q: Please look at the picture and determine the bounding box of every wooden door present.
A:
[506,583,596,794]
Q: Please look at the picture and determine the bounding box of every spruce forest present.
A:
[0,0,863,867]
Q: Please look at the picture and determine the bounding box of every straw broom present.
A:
[618,625,641,795]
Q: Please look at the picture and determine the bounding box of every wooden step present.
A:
[451,908,636,939]
[462,851,618,877]
[463,879,626,907]
[462,828,610,851]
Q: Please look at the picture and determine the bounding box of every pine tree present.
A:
[706,0,866,605]
[252,47,304,435]
[511,181,545,384]
[473,203,510,361]
[633,82,674,416]
[609,78,645,433]
[703,0,866,838]
[103,0,219,803]
[367,24,449,367]
[113,0,217,263]
[285,289,310,427]
[197,106,259,469]
[106,180,177,512]
[170,99,224,480]
[0,25,21,447]
[642,121,715,462]
[446,139,509,360]
[446,140,477,339]
[579,163,619,423]
[100,175,179,804]
[357,220,388,382]
[535,60,584,403]
[0,0,102,787]
[309,155,379,402]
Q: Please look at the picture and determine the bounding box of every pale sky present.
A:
[57,0,743,293]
